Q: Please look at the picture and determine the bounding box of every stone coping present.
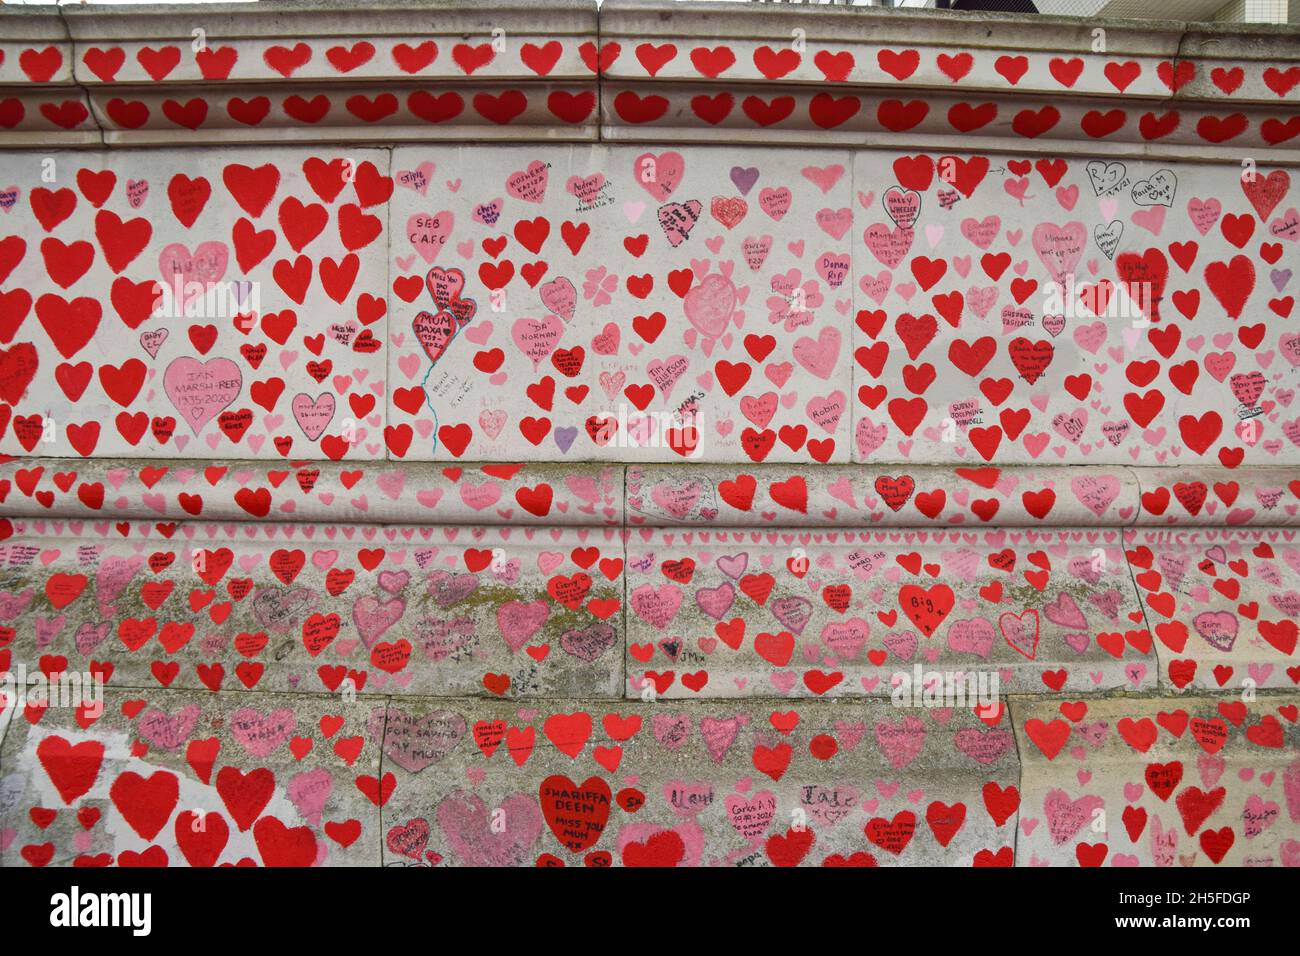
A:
[0,0,1295,155]
[3,459,1298,528]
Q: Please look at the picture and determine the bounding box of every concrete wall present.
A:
[0,0,1297,868]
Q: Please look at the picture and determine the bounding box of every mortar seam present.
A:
[1120,466,1163,693]
[376,693,390,866]
[54,2,108,149]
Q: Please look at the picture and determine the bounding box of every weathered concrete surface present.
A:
[1012,694,1300,866]
[627,528,1153,698]
[5,0,1298,155]
[1130,528,1300,693]
[377,696,1020,866]
[0,522,624,700]
[0,689,384,867]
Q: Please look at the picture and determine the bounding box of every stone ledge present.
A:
[601,0,1300,81]
[597,86,1300,161]
[1134,467,1300,526]
[631,466,1300,528]
[599,1,1300,158]
[1,0,601,145]
[5,461,1298,528]
[628,464,1142,526]
[0,7,98,147]
[59,0,597,55]
[0,459,624,526]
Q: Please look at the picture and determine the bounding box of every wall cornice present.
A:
[0,0,1295,161]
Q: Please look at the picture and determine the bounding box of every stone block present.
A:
[849,151,1297,467]
[1130,528,1300,692]
[0,148,390,459]
[0,458,623,526]
[0,689,384,867]
[1134,467,1300,526]
[1012,694,1300,866]
[385,144,855,463]
[377,696,1020,866]
[0,12,97,147]
[625,527,1153,699]
[0,521,624,700]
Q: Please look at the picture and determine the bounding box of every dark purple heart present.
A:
[729,165,760,196]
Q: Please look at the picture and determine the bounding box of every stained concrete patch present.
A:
[1012,694,1300,866]
[377,696,1020,866]
[1130,529,1300,692]
[0,689,385,867]
[0,521,624,700]
[627,527,1153,698]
